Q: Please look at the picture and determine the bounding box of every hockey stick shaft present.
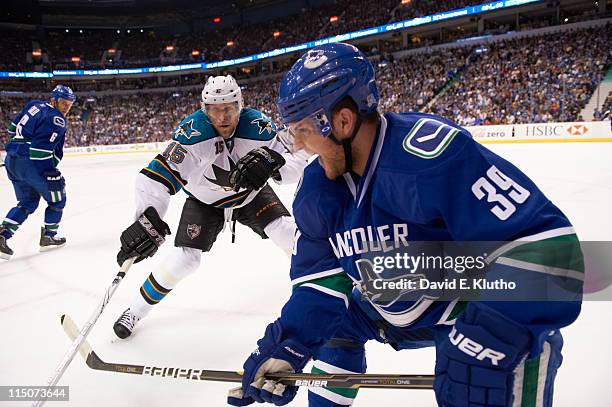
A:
[32,257,136,407]
[61,314,434,390]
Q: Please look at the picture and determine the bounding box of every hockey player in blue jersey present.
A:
[0,85,76,260]
[227,43,583,407]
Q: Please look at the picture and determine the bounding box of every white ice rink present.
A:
[1,141,611,407]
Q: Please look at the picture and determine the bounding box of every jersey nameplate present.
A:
[402,118,459,159]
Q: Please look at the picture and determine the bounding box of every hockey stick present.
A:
[61,313,434,390]
[32,257,136,407]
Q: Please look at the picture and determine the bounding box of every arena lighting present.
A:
[71,56,81,62]
[32,50,42,57]
[213,17,221,23]
[140,29,144,33]
[1,0,542,78]
[401,0,412,4]
[273,31,281,37]
[227,41,235,46]
[191,50,201,56]
[107,48,116,54]
[165,45,175,51]
[65,29,69,33]
[330,15,339,23]
[79,29,83,33]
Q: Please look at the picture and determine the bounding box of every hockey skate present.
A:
[0,230,13,260]
[113,308,141,339]
[39,227,66,252]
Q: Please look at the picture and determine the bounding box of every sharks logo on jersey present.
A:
[204,155,238,190]
[251,117,274,135]
[175,119,202,139]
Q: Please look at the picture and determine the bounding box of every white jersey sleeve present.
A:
[135,140,201,219]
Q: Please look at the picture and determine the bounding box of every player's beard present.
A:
[318,142,346,180]
[214,123,238,139]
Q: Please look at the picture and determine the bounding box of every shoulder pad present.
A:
[172,110,216,145]
[234,108,276,141]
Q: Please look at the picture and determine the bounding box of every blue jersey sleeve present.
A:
[29,107,67,174]
[278,167,353,350]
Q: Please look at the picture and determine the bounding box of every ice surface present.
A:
[1,142,611,406]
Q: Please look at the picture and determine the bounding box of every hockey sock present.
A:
[43,223,60,237]
[2,207,29,238]
[139,273,172,306]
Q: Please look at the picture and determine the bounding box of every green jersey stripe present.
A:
[311,366,359,399]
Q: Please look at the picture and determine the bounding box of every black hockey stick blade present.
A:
[61,314,433,389]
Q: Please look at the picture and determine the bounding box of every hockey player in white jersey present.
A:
[112,75,306,338]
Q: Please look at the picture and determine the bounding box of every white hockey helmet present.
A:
[201,75,244,112]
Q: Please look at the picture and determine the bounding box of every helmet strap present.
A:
[328,115,363,174]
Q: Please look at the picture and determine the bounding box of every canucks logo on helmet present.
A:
[303,49,328,69]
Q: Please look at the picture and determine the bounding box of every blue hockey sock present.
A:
[0,224,13,239]
[43,224,59,237]
[2,206,30,239]
[139,273,172,305]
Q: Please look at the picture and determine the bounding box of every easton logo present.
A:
[283,346,305,359]
[448,326,506,366]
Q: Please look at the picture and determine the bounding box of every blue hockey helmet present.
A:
[276,42,379,137]
[51,85,76,102]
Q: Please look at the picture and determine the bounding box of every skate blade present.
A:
[0,253,11,260]
[39,243,66,252]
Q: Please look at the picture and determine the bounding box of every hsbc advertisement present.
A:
[467,121,611,143]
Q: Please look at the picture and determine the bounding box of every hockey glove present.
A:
[229,147,286,192]
[434,302,535,407]
[43,169,65,192]
[117,207,171,266]
[228,319,311,406]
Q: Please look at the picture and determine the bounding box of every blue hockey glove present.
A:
[228,319,311,406]
[43,169,65,192]
[434,303,533,407]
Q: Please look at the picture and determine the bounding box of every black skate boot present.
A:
[39,227,66,252]
[0,227,13,260]
[113,308,141,339]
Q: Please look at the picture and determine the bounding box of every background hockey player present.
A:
[113,75,307,339]
[227,43,584,407]
[0,85,75,260]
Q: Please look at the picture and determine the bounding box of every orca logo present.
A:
[303,50,328,69]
